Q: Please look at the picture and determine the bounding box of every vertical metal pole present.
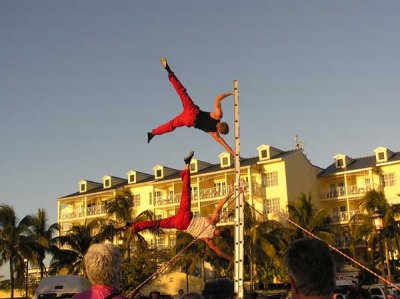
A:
[233,80,244,299]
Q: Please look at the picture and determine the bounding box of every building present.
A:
[57,144,321,248]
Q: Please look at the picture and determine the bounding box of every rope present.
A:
[126,191,240,298]
[237,197,400,292]
[276,210,400,292]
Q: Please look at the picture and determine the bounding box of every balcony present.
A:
[330,210,360,223]
[320,185,372,200]
[87,205,107,216]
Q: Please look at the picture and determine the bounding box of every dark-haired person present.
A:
[285,238,335,299]
[117,151,234,261]
[147,57,234,156]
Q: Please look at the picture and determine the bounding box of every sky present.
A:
[1,1,400,277]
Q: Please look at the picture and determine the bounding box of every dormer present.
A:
[333,154,353,169]
[79,180,102,193]
[257,144,283,161]
[127,170,152,184]
[219,152,232,168]
[374,147,393,163]
[153,165,178,180]
[189,159,213,173]
[102,176,126,189]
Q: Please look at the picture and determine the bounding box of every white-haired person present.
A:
[73,243,128,299]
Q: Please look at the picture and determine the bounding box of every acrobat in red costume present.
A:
[147,58,235,156]
[118,151,234,261]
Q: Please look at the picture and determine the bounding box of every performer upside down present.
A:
[118,151,234,261]
[147,58,235,156]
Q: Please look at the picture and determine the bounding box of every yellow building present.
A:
[318,146,400,247]
[58,145,321,244]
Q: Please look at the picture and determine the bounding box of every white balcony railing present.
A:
[331,210,360,223]
[320,185,373,199]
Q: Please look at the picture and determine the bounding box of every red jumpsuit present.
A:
[151,73,200,136]
[132,168,193,232]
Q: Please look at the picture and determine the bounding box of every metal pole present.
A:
[233,80,244,299]
[24,259,28,299]
[378,232,388,296]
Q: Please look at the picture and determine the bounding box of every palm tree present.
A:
[243,201,288,289]
[349,190,400,279]
[106,190,161,256]
[287,192,332,243]
[49,222,105,275]
[0,205,33,298]
[171,231,209,292]
[26,208,59,278]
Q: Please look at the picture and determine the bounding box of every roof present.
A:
[60,149,306,198]
[318,151,400,177]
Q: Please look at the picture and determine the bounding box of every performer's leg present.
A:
[151,113,186,136]
[132,216,177,232]
[168,73,198,111]
[172,151,195,230]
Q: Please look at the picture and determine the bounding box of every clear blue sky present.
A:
[1,1,400,276]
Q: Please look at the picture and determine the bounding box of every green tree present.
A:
[49,222,106,275]
[349,190,400,281]
[106,190,161,257]
[287,192,332,243]
[243,201,288,289]
[26,208,59,278]
[0,205,33,299]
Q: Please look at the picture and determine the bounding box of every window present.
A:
[337,159,344,167]
[378,152,385,161]
[264,198,280,213]
[133,194,140,207]
[129,174,135,183]
[261,149,268,159]
[190,163,196,172]
[156,236,164,247]
[156,169,162,178]
[382,173,396,187]
[104,179,110,187]
[222,157,229,166]
[263,171,278,187]
[80,184,86,192]
[149,192,152,205]
[214,181,226,196]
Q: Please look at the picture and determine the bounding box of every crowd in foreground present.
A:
[69,237,382,299]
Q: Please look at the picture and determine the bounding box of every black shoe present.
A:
[184,151,194,164]
[147,132,154,143]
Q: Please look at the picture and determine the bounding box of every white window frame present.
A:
[264,197,280,213]
[382,173,396,187]
[264,171,278,187]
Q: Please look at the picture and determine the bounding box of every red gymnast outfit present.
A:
[150,72,220,137]
[131,167,195,232]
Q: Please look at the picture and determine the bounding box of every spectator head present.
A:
[285,238,335,298]
[84,243,122,288]
[181,292,205,299]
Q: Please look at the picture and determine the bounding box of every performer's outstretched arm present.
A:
[209,132,235,156]
[202,237,233,261]
[210,189,234,224]
[210,92,233,119]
